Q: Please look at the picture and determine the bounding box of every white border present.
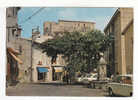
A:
[0,0,138,100]
[0,0,136,7]
[0,7,6,97]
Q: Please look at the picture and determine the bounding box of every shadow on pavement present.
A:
[33,82,84,87]
[7,81,19,86]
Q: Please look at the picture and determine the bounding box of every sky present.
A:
[18,7,117,38]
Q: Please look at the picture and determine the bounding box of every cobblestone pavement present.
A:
[6,82,108,96]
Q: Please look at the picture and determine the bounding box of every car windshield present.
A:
[93,75,98,78]
[87,74,91,77]
[123,76,132,84]
[113,75,132,84]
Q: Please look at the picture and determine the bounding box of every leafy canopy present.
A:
[40,30,113,73]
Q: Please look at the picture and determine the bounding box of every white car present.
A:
[107,74,133,96]
[76,76,84,83]
[82,73,98,84]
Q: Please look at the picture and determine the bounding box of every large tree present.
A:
[40,30,113,74]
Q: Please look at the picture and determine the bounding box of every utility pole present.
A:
[30,26,40,82]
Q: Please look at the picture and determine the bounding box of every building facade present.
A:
[16,38,32,83]
[104,8,133,76]
[31,36,53,82]
[43,20,95,37]
[6,7,23,85]
[6,7,21,48]
[31,35,67,82]
[122,19,133,74]
[51,54,66,81]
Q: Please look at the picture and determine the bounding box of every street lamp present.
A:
[30,26,40,82]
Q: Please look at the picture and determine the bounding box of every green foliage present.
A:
[41,30,113,73]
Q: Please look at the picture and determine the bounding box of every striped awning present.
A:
[7,47,20,54]
[8,50,23,64]
[54,67,63,72]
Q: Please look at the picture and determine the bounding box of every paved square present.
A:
[6,83,108,96]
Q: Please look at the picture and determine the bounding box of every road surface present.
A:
[6,82,108,96]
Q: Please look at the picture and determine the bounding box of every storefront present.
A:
[52,66,64,81]
[37,67,49,81]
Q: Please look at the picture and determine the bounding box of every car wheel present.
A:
[130,92,133,96]
[108,88,114,96]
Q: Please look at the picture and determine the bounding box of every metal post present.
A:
[30,29,33,82]
[30,27,40,82]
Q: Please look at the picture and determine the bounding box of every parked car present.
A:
[107,74,133,96]
[82,73,98,84]
[75,76,84,83]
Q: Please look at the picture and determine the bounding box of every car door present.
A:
[122,84,132,96]
[115,76,132,96]
[115,76,125,96]
[111,83,122,95]
[117,82,125,96]
[121,76,133,96]
[111,76,123,95]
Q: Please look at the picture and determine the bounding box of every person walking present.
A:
[66,73,69,85]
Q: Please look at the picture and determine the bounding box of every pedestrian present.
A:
[68,75,71,85]
[66,73,69,85]
[111,74,114,81]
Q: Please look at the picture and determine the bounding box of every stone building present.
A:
[11,31,66,83]
[6,7,22,47]
[11,35,53,83]
[104,8,133,76]
[6,7,23,85]
[121,19,133,74]
[43,20,95,37]
[32,35,66,82]
[16,38,32,83]
[32,36,53,82]
[51,54,66,81]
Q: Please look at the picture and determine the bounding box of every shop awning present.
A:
[9,51,23,64]
[7,47,20,55]
[54,67,63,72]
[37,67,49,73]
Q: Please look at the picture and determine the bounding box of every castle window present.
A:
[78,24,80,27]
[83,24,86,32]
